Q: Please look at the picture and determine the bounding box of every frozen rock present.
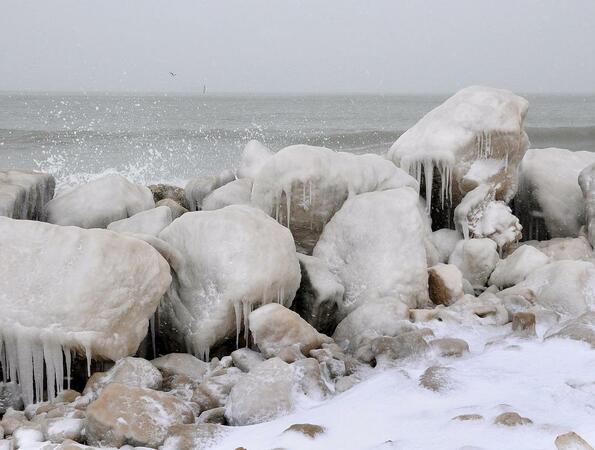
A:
[230,348,264,373]
[249,304,332,361]
[148,184,189,209]
[452,414,483,421]
[332,297,412,353]
[237,140,274,179]
[13,427,43,447]
[283,423,326,439]
[431,229,462,263]
[580,162,595,249]
[43,417,84,443]
[546,312,595,347]
[0,408,28,435]
[151,353,209,383]
[369,331,429,364]
[0,169,55,220]
[293,254,344,334]
[437,293,509,325]
[156,198,187,219]
[419,365,454,392]
[45,174,154,228]
[0,218,171,405]
[190,367,244,412]
[161,423,226,450]
[0,383,23,415]
[196,407,226,425]
[387,86,529,221]
[449,238,499,290]
[512,312,536,337]
[517,147,595,240]
[107,205,172,236]
[185,171,235,212]
[519,237,593,261]
[429,338,469,357]
[493,412,532,426]
[85,383,194,448]
[202,178,252,211]
[252,144,418,253]
[500,260,595,316]
[314,188,429,318]
[428,263,464,306]
[157,205,300,359]
[555,431,594,450]
[488,245,549,288]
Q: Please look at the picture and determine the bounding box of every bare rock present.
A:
[429,338,469,358]
[156,198,188,219]
[161,423,227,450]
[493,411,532,426]
[283,423,326,439]
[452,414,483,421]
[149,183,189,209]
[370,331,429,364]
[428,263,464,306]
[419,366,453,392]
[512,312,536,337]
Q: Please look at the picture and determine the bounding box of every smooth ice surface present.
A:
[107,205,172,237]
[158,205,301,359]
[0,170,55,220]
[202,178,253,211]
[517,148,595,239]
[489,245,550,289]
[0,217,171,404]
[387,86,529,210]
[45,174,154,228]
[313,188,429,318]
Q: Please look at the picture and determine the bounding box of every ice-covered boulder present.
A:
[519,237,594,261]
[448,238,499,290]
[0,217,171,404]
[293,254,343,334]
[251,144,418,253]
[430,228,462,263]
[516,148,595,240]
[148,183,189,209]
[157,205,301,360]
[579,162,595,248]
[500,260,595,316]
[0,169,55,220]
[185,171,236,212]
[237,139,274,179]
[107,205,172,236]
[45,174,154,228]
[428,263,464,306]
[157,198,188,220]
[249,303,332,361]
[387,86,529,223]
[202,178,252,211]
[313,188,429,318]
[488,245,549,289]
[151,353,209,382]
[546,312,595,348]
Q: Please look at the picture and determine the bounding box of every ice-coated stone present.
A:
[230,348,264,372]
[429,338,469,358]
[151,353,209,382]
[387,86,529,220]
[519,237,594,261]
[332,297,412,353]
[156,198,188,220]
[313,188,429,319]
[0,217,171,404]
[185,171,235,212]
[555,431,594,450]
[85,383,194,448]
[0,383,23,415]
[202,178,252,211]
[293,253,344,334]
[148,183,189,209]
[430,228,462,263]
[237,139,274,179]
[45,174,154,228]
[517,147,595,240]
[437,293,509,325]
[428,263,464,306]
[579,162,595,248]
[488,245,549,289]
[448,238,499,290]
[249,303,332,360]
[107,205,172,236]
[157,205,301,360]
[190,367,244,412]
[161,423,227,450]
[370,331,429,364]
[43,417,84,443]
[0,169,55,220]
[251,144,418,253]
[546,312,595,347]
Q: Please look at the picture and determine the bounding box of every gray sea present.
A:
[1,93,594,191]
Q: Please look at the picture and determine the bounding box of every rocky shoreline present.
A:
[1,86,594,449]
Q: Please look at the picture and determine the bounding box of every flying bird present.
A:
[169,72,177,77]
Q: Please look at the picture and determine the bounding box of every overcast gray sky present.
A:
[1,0,594,94]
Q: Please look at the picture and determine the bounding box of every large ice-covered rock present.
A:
[237,140,274,179]
[579,162,595,248]
[488,245,550,289]
[430,229,462,263]
[516,148,595,240]
[157,205,301,360]
[45,174,154,228]
[0,169,55,220]
[107,205,172,237]
[185,171,236,212]
[387,86,529,221]
[0,217,171,404]
[519,236,594,261]
[251,144,418,253]
[202,178,252,211]
[313,188,429,319]
[449,238,499,289]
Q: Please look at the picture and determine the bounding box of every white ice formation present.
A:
[0,217,171,404]
[202,178,253,211]
[107,205,173,237]
[488,245,550,289]
[578,162,595,248]
[185,170,236,212]
[0,170,55,220]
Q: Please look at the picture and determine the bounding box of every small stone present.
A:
[493,412,532,426]
[283,423,326,438]
[156,198,188,219]
[512,312,536,337]
[452,414,483,421]
[0,408,29,435]
[419,366,453,392]
[43,417,84,443]
[197,407,227,425]
[0,383,23,415]
[370,331,429,363]
[151,353,209,382]
[428,263,464,306]
[430,338,470,358]
[555,431,594,450]
[54,390,81,404]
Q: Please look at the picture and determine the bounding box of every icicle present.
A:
[233,300,242,348]
[242,301,252,348]
[0,334,5,383]
[84,345,92,378]
[32,344,44,403]
[424,160,434,214]
[64,346,72,390]
[286,189,292,228]
[43,342,56,401]
[150,314,156,359]
[16,336,34,405]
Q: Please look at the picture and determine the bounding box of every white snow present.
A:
[107,205,172,236]
[449,238,499,290]
[313,188,429,318]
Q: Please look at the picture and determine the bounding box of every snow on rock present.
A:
[0,217,171,405]
[202,178,252,211]
[437,293,509,326]
[251,144,418,253]
[107,205,172,236]
[43,417,84,443]
[555,432,595,450]
[157,205,301,360]
[45,174,154,228]
[516,148,595,240]
[151,353,209,383]
[190,367,244,412]
[500,260,595,316]
[161,423,227,450]
[430,228,462,263]
[85,383,194,448]
[293,254,344,334]
[387,86,529,217]
[313,188,429,319]
[237,140,275,179]
[0,170,55,220]
[0,383,22,415]
[518,236,594,261]
[185,170,235,212]
[579,163,595,249]
[488,245,550,289]
[546,312,595,348]
[428,263,464,306]
[249,303,332,361]
[230,348,265,373]
[156,198,187,220]
[448,238,499,290]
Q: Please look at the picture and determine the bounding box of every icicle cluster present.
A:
[401,158,453,214]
